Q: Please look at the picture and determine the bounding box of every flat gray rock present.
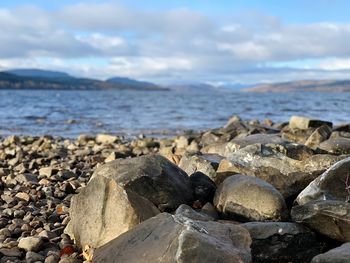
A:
[93,206,252,263]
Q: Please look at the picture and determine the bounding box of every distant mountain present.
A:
[0,70,167,91]
[218,83,257,90]
[243,80,350,93]
[106,77,161,89]
[5,69,73,79]
[166,83,218,92]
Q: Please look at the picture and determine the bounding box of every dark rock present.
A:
[292,200,350,242]
[189,172,216,204]
[242,222,325,263]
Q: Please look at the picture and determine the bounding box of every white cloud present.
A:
[1,3,350,83]
[317,58,350,70]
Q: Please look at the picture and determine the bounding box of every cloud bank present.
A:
[1,2,350,83]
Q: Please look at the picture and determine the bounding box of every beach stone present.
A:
[178,153,223,183]
[93,207,252,263]
[15,173,38,184]
[214,174,288,221]
[218,143,343,199]
[282,126,314,144]
[3,135,20,146]
[26,251,45,263]
[14,192,31,202]
[311,242,350,263]
[289,116,333,130]
[225,134,286,154]
[305,125,332,149]
[95,134,118,144]
[291,200,350,242]
[58,258,82,263]
[0,247,22,258]
[39,167,58,177]
[201,202,219,219]
[242,222,324,263]
[190,172,216,204]
[319,137,350,154]
[18,236,44,252]
[175,204,215,221]
[200,142,227,156]
[45,254,60,263]
[224,115,242,129]
[65,176,160,249]
[330,131,350,139]
[296,157,350,205]
[66,155,193,249]
[90,154,193,211]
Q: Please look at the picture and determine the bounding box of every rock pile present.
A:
[0,115,349,262]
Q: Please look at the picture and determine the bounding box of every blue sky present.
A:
[1,0,350,83]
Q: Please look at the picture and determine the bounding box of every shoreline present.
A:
[1,115,350,262]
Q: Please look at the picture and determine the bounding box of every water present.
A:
[0,89,349,138]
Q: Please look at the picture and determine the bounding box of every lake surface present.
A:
[0,89,349,138]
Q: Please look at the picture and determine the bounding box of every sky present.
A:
[1,0,350,84]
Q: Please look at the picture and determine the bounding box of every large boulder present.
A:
[242,222,325,263]
[90,154,193,211]
[289,116,333,130]
[217,143,343,199]
[311,243,350,263]
[291,200,350,242]
[66,155,194,249]
[296,157,350,205]
[319,137,350,154]
[214,174,288,221]
[93,206,252,263]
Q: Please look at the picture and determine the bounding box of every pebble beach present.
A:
[1,115,350,262]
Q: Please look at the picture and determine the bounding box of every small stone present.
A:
[58,257,82,263]
[0,228,11,238]
[45,254,60,263]
[0,247,22,257]
[305,125,332,149]
[14,192,31,203]
[26,251,45,263]
[18,236,44,252]
[39,167,58,177]
[96,134,118,144]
